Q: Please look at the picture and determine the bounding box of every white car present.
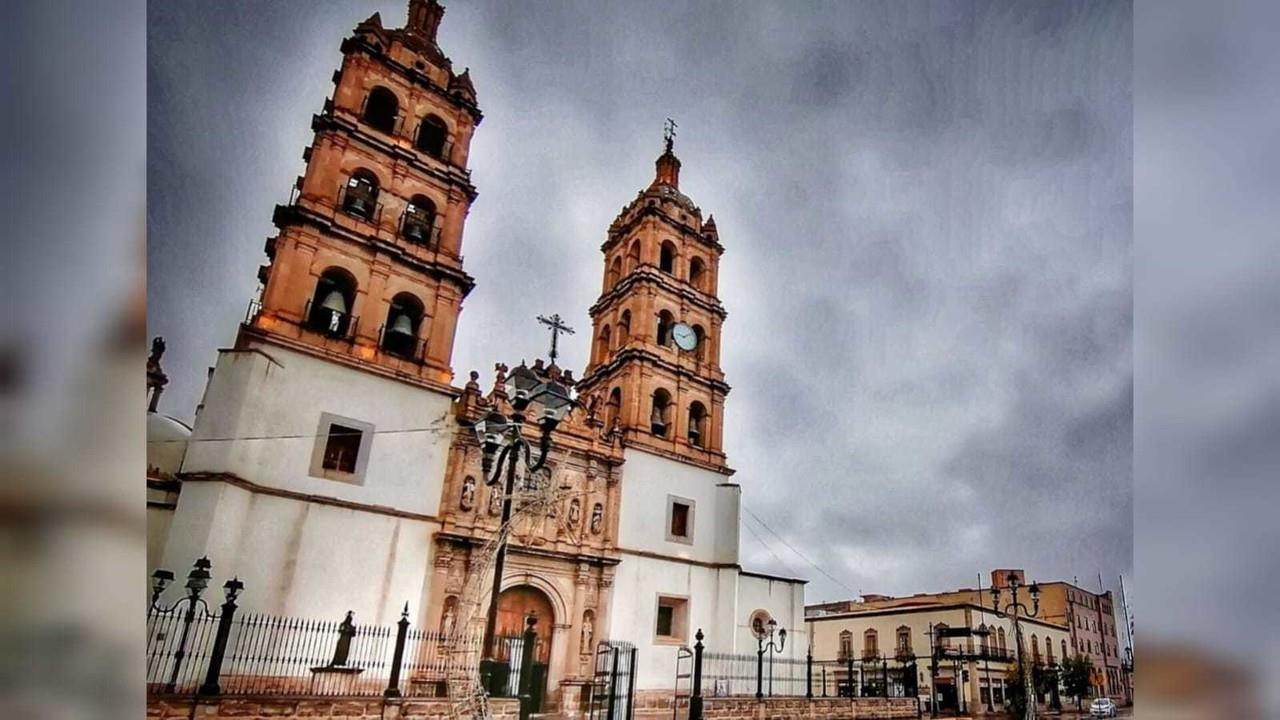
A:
[1090,697,1118,717]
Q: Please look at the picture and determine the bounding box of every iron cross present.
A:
[537,313,575,363]
[664,117,678,152]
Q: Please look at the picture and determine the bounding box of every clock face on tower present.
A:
[671,322,698,352]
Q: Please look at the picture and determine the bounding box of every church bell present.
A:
[388,311,414,336]
[319,290,348,315]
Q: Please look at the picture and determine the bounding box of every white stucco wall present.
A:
[616,448,739,564]
[735,572,808,655]
[180,341,454,516]
[157,340,457,624]
[160,480,438,624]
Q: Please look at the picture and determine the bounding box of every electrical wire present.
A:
[742,502,859,598]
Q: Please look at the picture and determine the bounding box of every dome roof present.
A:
[147,411,192,478]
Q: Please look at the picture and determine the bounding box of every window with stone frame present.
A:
[654,595,688,643]
[310,412,374,484]
[838,630,853,660]
[665,494,695,545]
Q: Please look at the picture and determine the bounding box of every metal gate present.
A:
[671,646,693,720]
[587,640,637,720]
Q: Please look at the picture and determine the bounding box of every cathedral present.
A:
[147,0,806,711]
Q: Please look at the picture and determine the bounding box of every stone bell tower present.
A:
[576,125,730,473]
[165,0,485,623]
[248,0,481,391]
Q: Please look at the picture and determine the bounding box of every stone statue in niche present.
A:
[590,503,604,535]
[568,498,582,527]
[581,611,594,654]
[488,485,503,516]
[460,475,476,511]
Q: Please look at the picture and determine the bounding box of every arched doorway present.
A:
[497,585,555,662]
[496,585,554,711]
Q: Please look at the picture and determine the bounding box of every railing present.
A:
[302,299,359,342]
[244,298,262,324]
[400,211,442,247]
[685,637,919,716]
[337,183,384,227]
[146,602,493,698]
[377,326,428,364]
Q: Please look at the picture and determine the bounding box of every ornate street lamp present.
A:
[472,361,575,695]
[756,619,787,699]
[991,577,1042,720]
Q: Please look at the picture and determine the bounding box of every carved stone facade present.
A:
[428,362,626,706]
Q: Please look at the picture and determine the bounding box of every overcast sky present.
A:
[148,1,1131,605]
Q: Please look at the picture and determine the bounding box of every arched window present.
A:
[343,170,379,221]
[382,292,424,359]
[896,625,912,655]
[1032,635,1041,664]
[687,402,707,447]
[402,194,437,244]
[998,627,1007,653]
[693,324,707,362]
[979,624,990,654]
[308,267,357,338]
[935,623,950,649]
[596,325,611,364]
[656,310,674,347]
[617,310,632,348]
[626,240,641,272]
[605,387,622,429]
[363,87,399,134]
[1061,640,1068,661]
[1046,638,1055,664]
[606,256,622,290]
[838,630,853,661]
[416,115,448,158]
[659,240,677,274]
[863,629,878,658]
[650,388,672,437]
[689,256,706,290]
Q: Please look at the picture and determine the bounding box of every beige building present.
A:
[807,600,1070,716]
[809,569,1132,703]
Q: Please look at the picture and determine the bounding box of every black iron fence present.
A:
[696,649,916,700]
[146,559,521,701]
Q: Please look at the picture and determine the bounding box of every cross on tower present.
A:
[536,313,575,363]
[664,117,678,153]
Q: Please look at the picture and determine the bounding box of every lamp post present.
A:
[473,361,574,695]
[990,577,1042,720]
[153,557,213,694]
[756,619,786,699]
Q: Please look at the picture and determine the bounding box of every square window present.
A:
[671,503,689,537]
[309,412,374,484]
[664,495,695,545]
[656,605,674,636]
[323,424,362,473]
[654,595,688,643]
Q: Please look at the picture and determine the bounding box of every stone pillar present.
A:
[361,263,391,346]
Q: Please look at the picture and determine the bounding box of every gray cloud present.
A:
[148,1,1131,603]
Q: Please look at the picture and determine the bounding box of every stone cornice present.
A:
[235,326,464,398]
[436,531,621,567]
[310,112,478,202]
[178,471,445,525]
[339,34,484,124]
[271,201,477,298]
[588,266,727,320]
[576,347,732,396]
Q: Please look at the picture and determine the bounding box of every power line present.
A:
[741,502,858,598]
[739,511,803,580]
